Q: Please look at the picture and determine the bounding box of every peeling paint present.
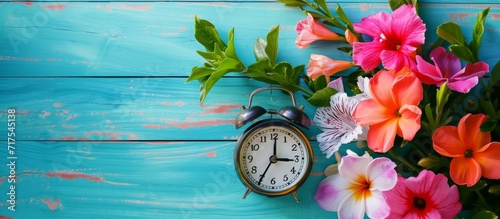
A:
[42,197,62,210]
[53,103,64,108]
[44,171,104,182]
[41,4,68,10]
[203,104,241,114]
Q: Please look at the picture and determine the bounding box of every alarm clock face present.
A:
[235,119,313,196]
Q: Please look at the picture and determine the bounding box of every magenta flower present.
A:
[352,4,426,72]
[385,170,462,218]
[296,13,343,49]
[416,47,489,93]
[315,150,397,219]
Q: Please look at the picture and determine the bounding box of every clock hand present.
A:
[258,161,272,185]
[273,138,277,156]
[277,158,294,162]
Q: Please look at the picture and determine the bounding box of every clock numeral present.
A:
[270,133,278,140]
[283,174,288,181]
[248,155,253,163]
[283,136,287,143]
[291,144,297,151]
[260,136,266,143]
[295,155,300,162]
[251,166,257,174]
[251,144,260,151]
[270,177,276,185]
[290,167,296,174]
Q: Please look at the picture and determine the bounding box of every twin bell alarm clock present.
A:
[233,86,313,203]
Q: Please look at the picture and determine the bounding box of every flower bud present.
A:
[418,156,440,169]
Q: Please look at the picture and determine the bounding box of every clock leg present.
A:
[242,188,252,199]
[291,191,300,203]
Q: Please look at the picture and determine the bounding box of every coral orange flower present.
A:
[307,54,355,80]
[353,69,423,153]
[296,13,343,49]
[432,113,500,187]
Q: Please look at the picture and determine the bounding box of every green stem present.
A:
[388,149,420,173]
[475,190,491,211]
[293,84,314,96]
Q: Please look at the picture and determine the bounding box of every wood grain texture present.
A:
[1,0,499,218]
[0,141,342,218]
[1,2,499,76]
[0,78,320,141]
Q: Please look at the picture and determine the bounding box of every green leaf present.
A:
[311,75,328,92]
[199,58,245,103]
[225,28,239,60]
[253,38,268,62]
[244,58,277,84]
[388,0,413,11]
[480,100,496,116]
[196,50,217,64]
[186,66,215,82]
[314,0,333,17]
[276,0,308,7]
[491,60,500,83]
[470,7,490,61]
[437,22,466,46]
[480,119,498,132]
[449,45,475,63]
[471,210,498,219]
[424,103,435,125]
[194,16,226,51]
[265,26,280,65]
[489,184,500,195]
[335,4,351,26]
[306,87,337,107]
[468,179,488,191]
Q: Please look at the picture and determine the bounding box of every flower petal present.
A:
[447,76,478,93]
[452,61,489,80]
[315,174,351,211]
[458,114,490,151]
[314,106,336,130]
[338,193,367,219]
[432,126,466,157]
[353,41,384,71]
[450,156,482,187]
[384,176,410,217]
[327,77,344,92]
[380,47,417,72]
[365,190,391,219]
[339,152,373,184]
[415,55,447,85]
[367,157,397,191]
[437,185,462,219]
[354,11,391,38]
[430,47,462,78]
[390,5,425,46]
[370,70,398,109]
[353,99,392,126]
[317,135,342,158]
[397,104,422,140]
[366,118,398,153]
[392,74,423,107]
[474,142,500,180]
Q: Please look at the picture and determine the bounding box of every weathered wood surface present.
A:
[1,0,500,218]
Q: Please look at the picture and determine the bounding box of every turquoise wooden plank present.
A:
[0,78,321,141]
[1,2,498,76]
[1,0,497,3]
[0,141,338,218]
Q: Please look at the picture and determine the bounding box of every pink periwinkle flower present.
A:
[315,150,397,219]
[296,13,342,49]
[385,170,462,218]
[353,4,426,72]
[416,46,489,93]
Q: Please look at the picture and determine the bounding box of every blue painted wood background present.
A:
[1,0,499,218]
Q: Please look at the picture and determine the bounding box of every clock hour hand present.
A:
[277,158,294,162]
[258,161,272,185]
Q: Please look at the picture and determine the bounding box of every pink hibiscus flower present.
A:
[385,170,462,218]
[353,4,426,72]
[416,47,489,93]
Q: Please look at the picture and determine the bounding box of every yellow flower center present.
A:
[349,176,372,201]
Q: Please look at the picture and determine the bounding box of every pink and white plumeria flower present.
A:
[315,150,398,219]
[314,77,370,158]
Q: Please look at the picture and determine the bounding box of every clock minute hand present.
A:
[258,161,272,185]
[273,138,277,156]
